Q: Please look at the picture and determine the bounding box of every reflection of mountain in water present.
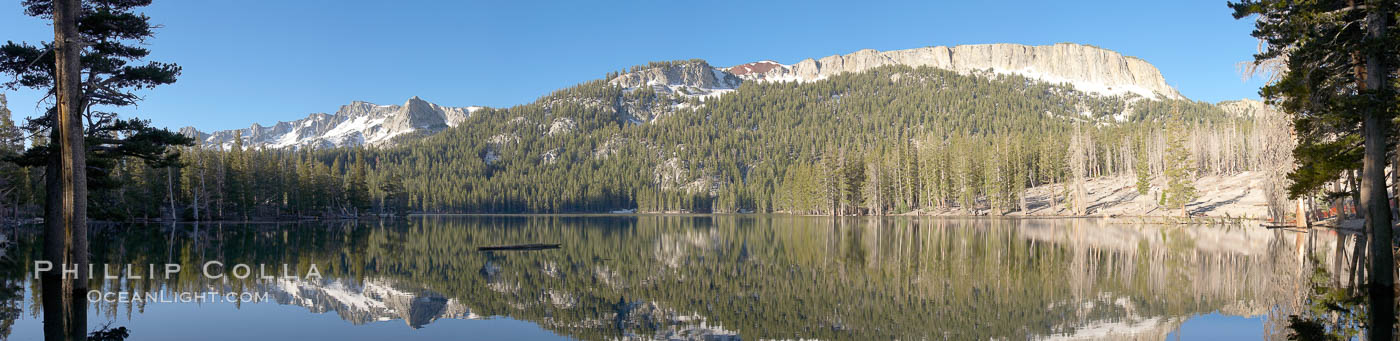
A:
[356,217,1309,340]
[1,216,1330,340]
[261,276,740,339]
[262,278,476,328]
[1039,316,1186,341]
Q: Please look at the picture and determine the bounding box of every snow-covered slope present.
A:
[184,96,480,149]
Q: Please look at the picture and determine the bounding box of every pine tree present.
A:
[819,148,840,215]
[1162,122,1197,217]
[1233,2,1397,332]
[380,174,406,216]
[1134,141,1151,196]
[1067,125,1090,215]
[841,151,865,215]
[0,95,23,218]
[228,131,250,219]
[346,152,371,215]
[179,146,207,221]
[863,156,884,215]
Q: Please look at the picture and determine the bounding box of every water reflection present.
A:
[0,216,1343,340]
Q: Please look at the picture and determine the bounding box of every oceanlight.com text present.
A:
[88,291,271,304]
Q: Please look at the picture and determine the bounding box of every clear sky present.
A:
[0,0,1266,131]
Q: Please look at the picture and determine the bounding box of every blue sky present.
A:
[0,0,1266,131]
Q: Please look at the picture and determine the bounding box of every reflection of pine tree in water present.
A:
[0,217,1335,340]
[0,233,25,339]
[1263,229,1380,340]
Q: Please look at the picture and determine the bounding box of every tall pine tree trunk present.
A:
[43,0,87,340]
[1360,5,1395,339]
[167,167,176,222]
[40,112,63,341]
[195,151,203,221]
[1028,160,1039,214]
[1350,170,1361,219]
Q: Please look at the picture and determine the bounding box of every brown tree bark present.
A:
[42,0,88,340]
[1360,3,1395,339]
[40,109,63,341]
[167,167,176,221]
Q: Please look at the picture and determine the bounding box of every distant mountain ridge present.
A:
[725,43,1182,100]
[190,42,1184,149]
[182,96,479,149]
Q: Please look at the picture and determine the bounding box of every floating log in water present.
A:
[478,243,561,251]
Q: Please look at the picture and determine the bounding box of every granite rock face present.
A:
[608,60,741,98]
[1216,98,1268,117]
[728,43,1181,99]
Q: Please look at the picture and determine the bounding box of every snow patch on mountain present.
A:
[184,97,480,150]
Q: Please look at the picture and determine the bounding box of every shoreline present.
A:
[42,211,1271,225]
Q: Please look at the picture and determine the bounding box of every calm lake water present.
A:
[0,216,1330,340]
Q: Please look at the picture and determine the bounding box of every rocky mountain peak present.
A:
[609,60,741,98]
[190,97,481,150]
[389,96,451,131]
[177,126,207,140]
[726,60,785,77]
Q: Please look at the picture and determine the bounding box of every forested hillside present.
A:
[0,62,1286,220]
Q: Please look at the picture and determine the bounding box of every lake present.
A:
[0,216,1335,340]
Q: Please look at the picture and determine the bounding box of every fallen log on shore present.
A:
[478,243,561,251]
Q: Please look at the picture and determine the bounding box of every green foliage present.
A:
[0,0,192,219]
[1162,122,1197,215]
[0,60,1261,219]
[1284,259,1366,340]
[121,64,1257,218]
[1230,0,1400,198]
[346,151,371,213]
[0,95,27,214]
[1134,141,1150,196]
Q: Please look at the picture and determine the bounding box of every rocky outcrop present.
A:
[185,96,480,149]
[728,43,1182,99]
[1216,98,1268,117]
[177,126,208,141]
[609,60,741,98]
